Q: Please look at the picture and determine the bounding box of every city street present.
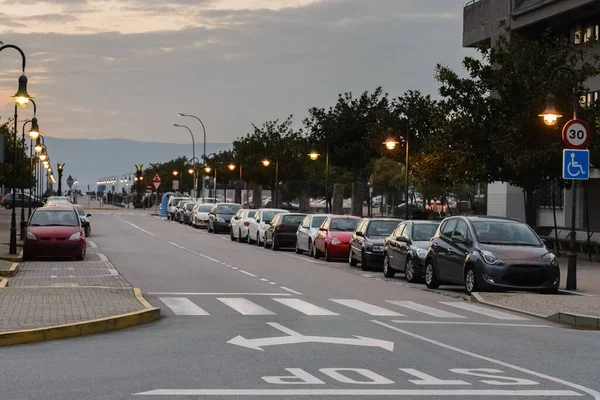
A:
[1,209,598,399]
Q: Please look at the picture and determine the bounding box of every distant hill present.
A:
[40,138,232,191]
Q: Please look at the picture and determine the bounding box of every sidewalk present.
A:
[0,210,159,346]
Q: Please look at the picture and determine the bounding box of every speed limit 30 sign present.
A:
[562,119,591,149]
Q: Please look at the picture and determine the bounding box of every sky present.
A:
[0,0,472,144]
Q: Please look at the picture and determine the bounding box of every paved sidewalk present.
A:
[558,256,600,295]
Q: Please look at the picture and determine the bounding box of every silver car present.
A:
[295,214,330,257]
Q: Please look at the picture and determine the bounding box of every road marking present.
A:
[273,298,339,315]
[238,270,258,277]
[115,215,157,237]
[269,282,277,285]
[227,322,393,352]
[217,298,275,315]
[391,321,551,328]
[168,241,186,250]
[87,240,98,248]
[148,292,291,296]
[284,254,323,264]
[260,278,269,282]
[134,389,582,396]
[331,299,403,316]
[372,321,597,398]
[97,253,109,262]
[440,302,528,321]
[158,297,209,315]
[387,301,466,318]
[280,286,303,295]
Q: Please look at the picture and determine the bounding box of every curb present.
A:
[471,293,600,330]
[0,278,7,288]
[0,262,19,278]
[0,288,161,347]
[0,249,23,264]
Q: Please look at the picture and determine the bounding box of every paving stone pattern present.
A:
[478,292,600,318]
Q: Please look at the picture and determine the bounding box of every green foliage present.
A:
[0,120,36,190]
[372,157,405,194]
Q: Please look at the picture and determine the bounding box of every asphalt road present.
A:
[2,209,599,400]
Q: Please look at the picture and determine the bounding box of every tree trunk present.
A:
[332,183,344,214]
[351,181,363,217]
[524,188,537,228]
[252,185,262,208]
[234,186,242,204]
[299,184,310,213]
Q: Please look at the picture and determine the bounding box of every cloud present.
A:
[22,13,77,23]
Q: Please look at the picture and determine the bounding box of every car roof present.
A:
[330,215,360,219]
[364,218,402,222]
[411,220,440,224]
[214,202,241,206]
[260,208,289,212]
[37,205,76,211]
[280,213,307,216]
[465,216,523,223]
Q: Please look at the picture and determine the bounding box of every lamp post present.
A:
[262,158,279,207]
[384,127,410,220]
[135,165,144,207]
[28,113,40,218]
[539,65,581,290]
[308,147,330,212]
[1,43,31,255]
[57,163,65,196]
[228,163,244,204]
[177,114,207,201]
[174,124,197,197]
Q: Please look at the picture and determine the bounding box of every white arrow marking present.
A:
[227,322,394,352]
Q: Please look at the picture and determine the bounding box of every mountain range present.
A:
[40,137,232,191]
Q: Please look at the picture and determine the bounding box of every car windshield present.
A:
[472,221,542,246]
[412,223,439,241]
[216,204,241,214]
[311,216,327,228]
[262,210,282,223]
[282,215,306,225]
[366,220,399,237]
[30,210,79,227]
[185,203,195,211]
[330,218,359,232]
[198,204,213,212]
[74,207,86,216]
[174,199,186,207]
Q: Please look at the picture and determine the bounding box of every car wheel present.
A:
[5,203,12,209]
[405,258,417,283]
[325,245,332,262]
[167,214,171,220]
[230,231,236,241]
[360,250,369,271]
[22,250,32,261]
[247,233,254,244]
[465,266,478,295]
[85,226,91,237]
[272,239,280,251]
[425,262,440,289]
[348,249,357,266]
[295,242,303,254]
[308,240,314,257]
[263,236,270,249]
[239,229,244,243]
[383,254,395,278]
[256,233,261,246]
[207,222,213,233]
[313,243,320,259]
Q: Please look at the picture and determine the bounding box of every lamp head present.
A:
[384,138,399,150]
[12,75,32,108]
[28,117,40,140]
[204,166,212,174]
[227,163,236,171]
[539,93,562,126]
[172,170,179,176]
[261,159,271,167]
[308,151,320,161]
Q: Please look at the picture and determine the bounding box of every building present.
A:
[463,0,600,231]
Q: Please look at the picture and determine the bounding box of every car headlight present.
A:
[26,231,37,240]
[69,232,81,241]
[480,250,503,265]
[542,252,558,267]
[372,245,383,252]
[217,217,225,223]
[416,248,428,259]
[331,237,341,245]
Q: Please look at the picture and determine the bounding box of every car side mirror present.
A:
[454,236,472,247]
[86,214,91,217]
[319,227,327,232]
[302,224,309,229]
[355,231,364,237]
[397,236,410,244]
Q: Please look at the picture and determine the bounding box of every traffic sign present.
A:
[172,180,179,190]
[562,119,591,149]
[97,184,107,192]
[66,175,74,189]
[152,174,162,190]
[563,149,590,180]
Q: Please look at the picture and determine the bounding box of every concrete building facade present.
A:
[463,0,600,230]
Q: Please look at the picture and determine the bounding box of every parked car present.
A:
[313,215,360,262]
[46,196,72,205]
[73,204,92,237]
[175,201,191,223]
[264,213,307,250]
[208,203,242,233]
[180,202,196,224]
[192,203,214,228]
[383,220,440,282]
[23,206,86,261]
[349,218,402,270]
[425,216,560,294]
[247,209,290,246]
[2,193,44,209]
[230,208,257,242]
[167,196,191,220]
[295,214,330,256]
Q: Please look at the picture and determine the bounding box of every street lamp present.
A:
[308,151,320,161]
[173,170,179,176]
[384,127,410,220]
[308,148,330,212]
[539,93,563,126]
[262,158,279,207]
[57,163,65,196]
[174,123,198,198]
[261,159,271,167]
[177,113,207,199]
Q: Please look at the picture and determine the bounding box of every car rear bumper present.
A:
[364,252,384,266]
[25,240,84,258]
[273,232,297,245]
[327,243,351,258]
[214,221,231,231]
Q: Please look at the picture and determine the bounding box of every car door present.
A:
[297,216,310,251]
[231,210,242,237]
[350,219,367,259]
[432,218,458,281]
[398,222,412,272]
[266,214,280,243]
[314,218,329,252]
[448,219,472,283]
[249,211,260,239]
[386,223,405,269]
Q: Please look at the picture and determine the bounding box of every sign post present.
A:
[152,175,162,215]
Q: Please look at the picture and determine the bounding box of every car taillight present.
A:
[1,198,4,203]
[244,221,250,227]
[275,224,287,230]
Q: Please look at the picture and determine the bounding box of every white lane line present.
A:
[260,278,268,282]
[232,267,239,270]
[284,254,323,264]
[148,292,291,296]
[168,241,186,250]
[373,320,597,398]
[97,253,109,262]
[331,299,403,316]
[158,297,209,315]
[387,301,467,319]
[391,321,551,328]
[280,286,303,295]
[238,270,258,278]
[217,298,275,315]
[115,215,157,237]
[440,302,528,321]
[273,298,339,315]
[87,240,98,248]
[134,389,582,396]
[269,282,277,285]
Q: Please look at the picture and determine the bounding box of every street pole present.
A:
[275,159,279,208]
[405,128,410,220]
[214,168,217,200]
[10,104,18,254]
[174,124,196,197]
[325,142,329,213]
[177,114,207,201]
[567,84,578,291]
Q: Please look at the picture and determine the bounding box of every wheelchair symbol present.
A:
[567,153,585,177]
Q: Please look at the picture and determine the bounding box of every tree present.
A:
[0,120,36,191]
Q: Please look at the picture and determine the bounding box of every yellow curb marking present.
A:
[0,278,8,288]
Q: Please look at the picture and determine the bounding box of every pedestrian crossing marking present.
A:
[440,302,528,321]
[217,298,275,315]
[330,299,404,316]
[272,298,339,315]
[158,297,209,315]
[387,301,467,318]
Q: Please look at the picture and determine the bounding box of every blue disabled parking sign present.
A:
[563,149,590,180]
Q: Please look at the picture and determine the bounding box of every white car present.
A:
[192,202,214,228]
[167,196,191,220]
[230,208,256,242]
[247,208,289,246]
[295,214,330,256]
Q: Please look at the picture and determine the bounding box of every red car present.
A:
[313,215,360,262]
[23,206,87,261]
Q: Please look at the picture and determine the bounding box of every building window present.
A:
[581,91,600,108]
[536,180,564,209]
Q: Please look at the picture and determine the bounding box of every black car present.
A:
[383,220,440,282]
[208,203,242,233]
[181,202,196,224]
[425,216,560,294]
[264,213,307,250]
[2,193,44,209]
[349,218,402,271]
[73,205,92,237]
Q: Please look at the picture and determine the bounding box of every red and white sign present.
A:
[152,174,162,190]
[562,119,591,149]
